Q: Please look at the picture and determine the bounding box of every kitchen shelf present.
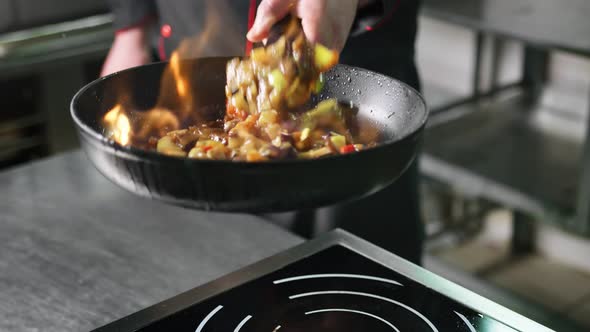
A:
[422,81,470,112]
[0,14,113,76]
[420,89,585,232]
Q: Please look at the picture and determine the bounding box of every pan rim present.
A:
[70,57,429,166]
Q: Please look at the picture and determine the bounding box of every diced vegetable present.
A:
[269,69,287,93]
[340,144,356,154]
[207,147,228,160]
[314,73,325,94]
[196,140,224,149]
[302,99,343,129]
[157,136,187,157]
[226,16,340,117]
[258,110,279,126]
[299,147,332,159]
[187,140,230,160]
[268,36,287,58]
[250,48,270,63]
[188,148,205,159]
[300,127,311,141]
[143,17,373,162]
[231,91,249,114]
[264,123,283,145]
[284,77,310,109]
[308,99,340,117]
[247,151,267,162]
[330,134,347,150]
[314,44,339,72]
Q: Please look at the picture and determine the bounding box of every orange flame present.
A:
[169,52,188,98]
[102,0,243,147]
[103,104,131,145]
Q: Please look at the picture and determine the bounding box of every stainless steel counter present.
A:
[422,0,590,56]
[0,150,302,332]
[419,0,590,237]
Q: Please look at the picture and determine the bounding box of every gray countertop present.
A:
[0,150,302,332]
[422,0,590,56]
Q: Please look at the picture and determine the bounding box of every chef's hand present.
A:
[247,0,372,51]
[100,27,152,77]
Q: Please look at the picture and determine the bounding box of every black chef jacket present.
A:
[106,0,425,264]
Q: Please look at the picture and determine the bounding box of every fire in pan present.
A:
[70,30,427,212]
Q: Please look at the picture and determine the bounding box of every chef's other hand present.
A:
[247,0,370,51]
[100,27,152,77]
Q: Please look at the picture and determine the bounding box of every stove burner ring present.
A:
[234,315,253,332]
[193,272,481,332]
[195,305,223,332]
[93,234,548,332]
[455,311,477,332]
[305,308,400,331]
[290,290,439,332]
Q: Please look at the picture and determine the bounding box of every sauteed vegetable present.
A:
[130,19,378,161]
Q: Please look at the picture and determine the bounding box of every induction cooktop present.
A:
[92,229,554,332]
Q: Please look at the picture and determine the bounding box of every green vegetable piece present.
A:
[314,73,325,94]
[310,99,338,116]
[269,69,287,93]
[302,98,342,129]
[330,134,346,149]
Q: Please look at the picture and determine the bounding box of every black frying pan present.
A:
[70,57,427,213]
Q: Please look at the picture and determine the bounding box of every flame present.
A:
[169,52,188,98]
[162,0,227,115]
[101,0,243,147]
[104,104,131,145]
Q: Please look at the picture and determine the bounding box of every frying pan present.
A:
[70,57,428,213]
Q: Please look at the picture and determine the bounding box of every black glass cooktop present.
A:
[93,230,553,332]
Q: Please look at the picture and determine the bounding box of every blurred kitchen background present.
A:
[1,0,590,330]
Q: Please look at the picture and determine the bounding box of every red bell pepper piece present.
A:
[340,144,356,154]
